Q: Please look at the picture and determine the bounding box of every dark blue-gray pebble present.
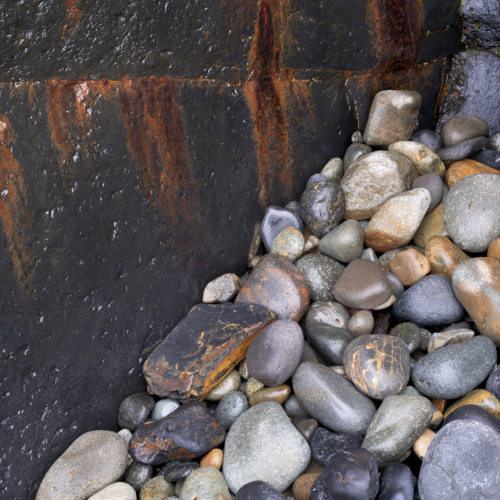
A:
[261,205,304,252]
[438,136,489,161]
[158,460,200,482]
[236,481,286,500]
[470,148,500,170]
[377,463,414,500]
[443,404,500,435]
[118,392,155,431]
[411,129,443,152]
[306,174,329,189]
[307,326,354,365]
[486,365,500,401]
[310,427,363,467]
[125,462,153,491]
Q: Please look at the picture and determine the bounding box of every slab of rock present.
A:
[143,302,275,399]
[411,336,497,399]
[413,203,448,248]
[318,220,364,263]
[425,236,469,279]
[392,275,464,329]
[235,481,286,500]
[362,394,433,467]
[293,362,376,435]
[340,151,418,220]
[261,206,304,252]
[442,115,489,147]
[363,90,422,146]
[389,249,430,286]
[300,181,345,238]
[419,420,500,500]
[364,188,431,252]
[438,136,489,162]
[202,274,243,303]
[295,254,344,302]
[310,427,363,468]
[179,467,231,500]
[389,141,445,177]
[270,226,305,261]
[443,389,500,420]
[307,326,354,365]
[427,329,475,353]
[445,159,500,188]
[333,259,392,309]
[411,129,443,152]
[36,431,128,500]
[377,464,413,500]
[236,254,310,322]
[223,402,311,493]
[342,143,372,172]
[452,258,500,344]
[129,402,225,465]
[309,448,379,500]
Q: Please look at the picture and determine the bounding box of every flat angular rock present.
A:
[377,464,413,500]
[344,335,411,400]
[236,254,310,322]
[158,460,199,482]
[362,395,433,468]
[179,467,231,500]
[307,326,354,365]
[411,336,497,399]
[223,402,311,493]
[309,448,379,500]
[202,274,243,303]
[293,362,376,435]
[389,141,445,177]
[363,90,422,146]
[36,431,128,500]
[88,483,136,500]
[411,129,443,152]
[452,258,500,344]
[445,159,500,188]
[333,259,392,310]
[129,402,225,465]
[235,481,286,500]
[261,206,304,252]
[143,302,275,399]
[364,189,431,252]
[442,115,489,147]
[340,151,418,220]
[438,136,489,162]
[419,420,500,500]
[413,203,448,248]
[318,220,364,263]
[425,236,469,279]
[392,274,464,329]
[412,173,444,213]
[342,143,372,172]
[300,181,345,238]
[310,427,363,467]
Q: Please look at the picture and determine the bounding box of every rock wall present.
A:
[0,0,459,497]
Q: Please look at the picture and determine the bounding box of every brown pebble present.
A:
[200,449,223,470]
[445,159,500,188]
[389,249,430,286]
[432,399,447,413]
[487,238,500,261]
[413,428,435,460]
[413,203,448,248]
[425,236,469,279]
[292,472,322,500]
[248,384,291,407]
[443,389,500,419]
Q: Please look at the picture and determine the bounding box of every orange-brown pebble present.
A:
[200,449,223,470]
[445,159,500,188]
[413,203,448,248]
[488,238,500,261]
[444,389,500,419]
[425,236,469,279]
[432,399,447,413]
[413,428,435,460]
[292,472,322,500]
[389,249,430,286]
[248,384,291,407]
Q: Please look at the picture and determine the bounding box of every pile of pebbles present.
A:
[36,90,500,500]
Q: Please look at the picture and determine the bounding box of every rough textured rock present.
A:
[411,336,497,399]
[202,274,243,304]
[363,90,422,146]
[140,477,174,500]
[310,428,363,467]
[236,254,310,322]
[36,431,128,500]
[413,203,448,248]
[452,258,500,345]
[425,236,468,279]
[261,206,304,253]
[389,141,445,176]
[321,158,343,184]
[215,392,249,430]
[442,115,489,147]
[223,402,310,493]
[318,220,364,263]
[445,159,500,188]
[235,481,286,500]
[419,420,500,500]
[129,402,226,465]
[143,302,276,399]
[179,467,231,500]
[364,189,431,252]
[125,462,153,492]
[344,335,411,399]
[340,151,418,220]
[293,473,322,500]
[293,362,376,435]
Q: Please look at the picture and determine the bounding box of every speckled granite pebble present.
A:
[202,274,243,303]
[125,462,153,492]
[215,391,248,430]
[321,158,343,184]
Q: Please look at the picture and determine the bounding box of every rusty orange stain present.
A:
[62,0,83,39]
[0,115,32,290]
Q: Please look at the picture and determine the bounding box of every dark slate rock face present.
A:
[310,427,363,467]
[309,448,379,500]
[118,393,155,431]
[377,463,414,500]
[443,404,500,435]
[392,275,464,329]
[411,335,497,399]
[158,460,200,482]
[143,302,276,400]
[300,181,345,238]
[486,365,500,400]
[419,420,500,500]
[129,402,225,465]
[261,206,304,252]
[235,481,286,500]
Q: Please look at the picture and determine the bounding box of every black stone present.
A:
[235,480,286,500]
[310,427,363,467]
[118,393,155,431]
[261,206,304,252]
[343,144,372,172]
[411,129,443,152]
[292,418,319,443]
[372,311,391,336]
[307,326,354,366]
[300,181,345,238]
[486,365,500,401]
[377,463,413,500]
[158,460,200,482]
[309,447,379,500]
[438,136,489,161]
[443,404,500,435]
[470,149,500,170]
[306,174,330,189]
[125,462,153,492]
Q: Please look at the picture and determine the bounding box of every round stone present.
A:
[488,238,500,260]
[419,420,500,500]
[384,271,405,300]
[361,247,378,264]
[295,254,344,302]
[438,136,489,162]
[411,335,497,399]
[205,369,241,401]
[158,461,199,482]
[413,428,435,460]
[306,326,354,365]
[304,301,350,332]
[343,143,372,172]
[223,402,311,493]
[88,483,136,500]
[299,180,345,238]
[344,335,411,399]
[284,395,310,420]
[151,399,180,421]
[320,158,343,184]
[309,448,380,500]
[445,159,500,188]
[292,418,318,442]
[348,310,374,337]
[411,129,443,152]
[424,236,469,279]
[248,384,291,407]
[442,115,489,147]
[215,392,249,430]
[202,273,243,303]
[139,477,175,500]
[392,274,464,329]
[270,226,305,261]
[261,206,304,252]
[378,464,413,500]
[125,462,153,491]
[235,481,286,500]
[292,362,376,435]
[389,141,445,176]
[389,322,430,353]
[351,131,364,143]
[389,249,430,287]
[179,467,231,500]
[486,365,500,400]
[118,393,155,431]
[413,203,448,249]
[318,220,364,263]
[200,449,224,470]
[443,404,500,435]
[310,427,363,467]
[412,173,444,213]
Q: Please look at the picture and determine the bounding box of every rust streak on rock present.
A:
[62,0,83,39]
